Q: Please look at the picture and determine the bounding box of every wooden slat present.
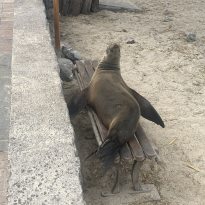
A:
[84,60,95,79]
[120,143,132,162]
[91,111,107,139]
[92,60,99,70]
[76,61,90,87]
[128,135,145,161]
[135,124,156,159]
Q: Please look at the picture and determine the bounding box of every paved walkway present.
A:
[0,0,14,204]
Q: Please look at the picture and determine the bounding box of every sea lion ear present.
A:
[67,88,88,118]
[129,88,165,128]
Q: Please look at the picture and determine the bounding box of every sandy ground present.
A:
[50,0,205,204]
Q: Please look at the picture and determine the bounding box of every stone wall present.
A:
[7,0,85,204]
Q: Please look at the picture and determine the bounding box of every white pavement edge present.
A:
[7,0,85,204]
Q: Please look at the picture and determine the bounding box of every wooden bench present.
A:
[73,60,161,196]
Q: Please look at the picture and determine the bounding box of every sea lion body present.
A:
[68,43,164,172]
[87,63,140,145]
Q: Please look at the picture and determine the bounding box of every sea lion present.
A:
[68,43,164,173]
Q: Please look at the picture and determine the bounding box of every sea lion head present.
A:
[103,43,121,65]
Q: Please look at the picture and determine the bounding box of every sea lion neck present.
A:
[96,43,121,71]
[97,61,120,71]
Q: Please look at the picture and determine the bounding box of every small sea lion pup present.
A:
[68,43,165,173]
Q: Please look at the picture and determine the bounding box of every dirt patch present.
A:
[50,0,205,204]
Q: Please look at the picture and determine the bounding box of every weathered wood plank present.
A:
[68,0,83,16]
[84,60,95,79]
[76,61,90,87]
[120,143,132,162]
[135,124,156,159]
[92,60,99,70]
[91,111,107,139]
[91,0,99,12]
[81,0,92,15]
[128,135,145,161]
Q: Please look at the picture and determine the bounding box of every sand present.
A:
[49,0,205,204]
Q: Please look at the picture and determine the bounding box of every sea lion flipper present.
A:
[67,89,88,118]
[98,138,121,173]
[129,88,165,128]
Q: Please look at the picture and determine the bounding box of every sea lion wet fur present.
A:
[68,43,164,173]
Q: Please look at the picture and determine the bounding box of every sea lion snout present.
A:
[104,43,121,65]
[110,43,120,50]
[106,43,120,54]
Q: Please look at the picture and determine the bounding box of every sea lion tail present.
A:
[98,138,121,173]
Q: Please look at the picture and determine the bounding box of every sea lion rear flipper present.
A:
[67,89,88,118]
[129,88,165,128]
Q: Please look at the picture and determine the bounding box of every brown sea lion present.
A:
[68,43,164,173]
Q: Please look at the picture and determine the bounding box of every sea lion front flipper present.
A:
[129,88,165,128]
[67,88,88,118]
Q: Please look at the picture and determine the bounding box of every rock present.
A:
[58,57,74,82]
[59,64,73,82]
[126,39,135,44]
[62,47,82,61]
[185,34,196,42]
[61,52,65,58]
[163,10,170,15]
[60,42,72,50]
[73,50,81,60]
[60,31,68,37]
[122,29,127,32]
[58,58,74,67]
[163,18,172,22]
[62,47,75,61]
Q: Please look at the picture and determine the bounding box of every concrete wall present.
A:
[8,0,85,204]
